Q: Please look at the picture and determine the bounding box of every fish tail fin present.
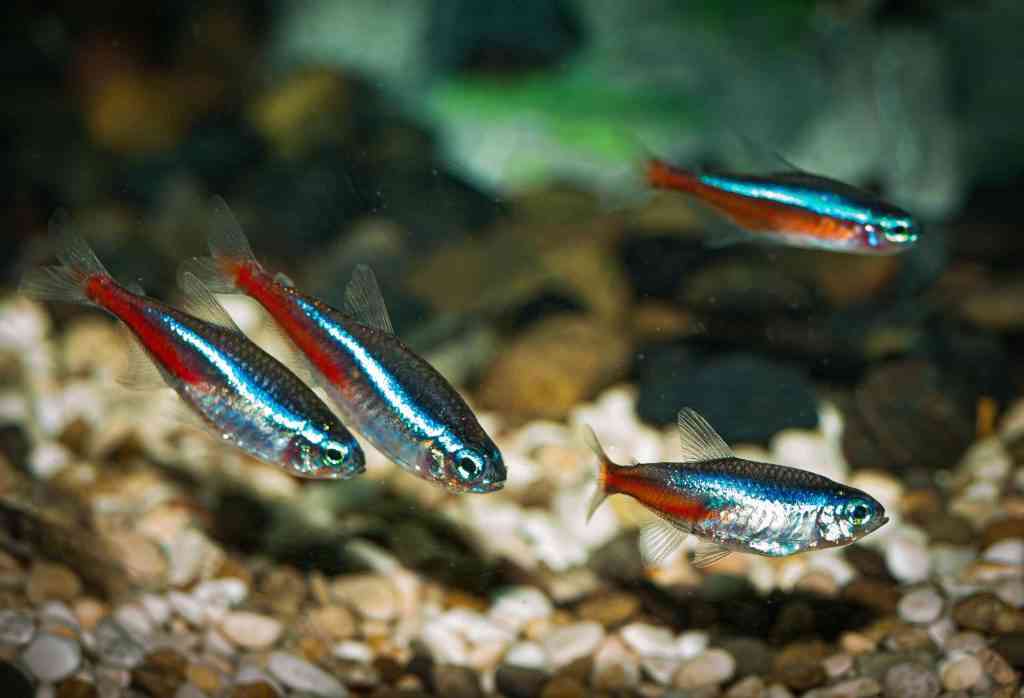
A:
[583,425,616,522]
[182,196,261,294]
[646,158,700,193]
[19,211,113,306]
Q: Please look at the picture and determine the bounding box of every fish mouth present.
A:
[867,515,890,534]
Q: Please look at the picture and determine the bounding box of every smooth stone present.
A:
[575,592,639,627]
[220,612,282,650]
[886,537,932,584]
[27,562,82,604]
[331,640,373,664]
[174,685,210,698]
[132,648,188,696]
[541,622,604,669]
[725,675,766,698]
[140,595,171,626]
[308,606,356,642]
[93,617,145,669]
[538,675,586,698]
[495,664,549,698]
[640,656,681,685]
[229,680,282,698]
[106,532,168,584]
[899,589,944,625]
[267,652,346,696]
[0,610,35,645]
[503,641,549,671]
[677,631,711,660]
[193,578,248,608]
[21,633,81,682]
[430,663,482,698]
[822,652,854,679]
[331,575,397,622]
[883,662,940,698]
[489,587,553,632]
[591,636,640,690]
[620,622,677,658]
[168,591,206,626]
[673,648,736,689]
[939,654,982,691]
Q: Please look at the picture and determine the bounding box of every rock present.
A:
[504,641,549,670]
[331,574,397,621]
[725,675,766,698]
[221,611,283,649]
[841,360,974,473]
[620,623,677,658]
[809,677,881,697]
[953,593,1024,634]
[259,566,307,619]
[228,681,282,698]
[268,652,346,696]
[193,578,249,608]
[678,631,712,660]
[490,587,553,632]
[976,647,1017,684]
[886,537,932,585]
[106,531,168,585]
[56,676,100,697]
[27,561,82,603]
[495,664,549,698]
[132,649,188,696]
[575,591,639,627]
[982,517,1024,548]
[591,636,640,691]
[637,352,818,441]
[187,661,226,695]
[716,637,770,678]
[882,662,940,698]
[478,314,631,420]
[430,664,482,698]
[673,648,736,689]
[174,685,209,698]
[620,235,706,300]
[21,633,81,682]
[169,591,206,626]
[822,653,854,679]
[681,256,815,316]
[984,538,1024,565]
[773,642,828,691]
[541,621,604,669]
[899,589,944,625]
[309,605,357,642]
[959,279,1024,330]
[939,654,982,691]
[0,661,32,698]
[539,675,586,698]
[0,609,34,645]
[248,68,351,160]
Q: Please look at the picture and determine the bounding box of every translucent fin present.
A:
[177,272,241,332]
[207,196,256,263]
[115,325,167,391]
[343,264,394,334]
[247,302,316,384]
[274,271,295,288]
[725,127,804,174]
[125,281,145,295]
[638,519,689,567]
[582,425,614,522]
[676,408,733,463]
[19,212,111,306]
[178,257,238,294]
[692,542,732,568]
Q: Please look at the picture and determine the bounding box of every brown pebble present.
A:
[308,605,356,641]
[576,592,640,627]
[772,641,829,691]
[976,647,1018,685]
[842,578,901,614]
[982,517,1024,548]
[540,675,587,698]
[953,593,1024,634]
[885,626,935,652]
[72,598,108,632]
[186,661,224,695]
[444,590,490,612]
[55,676,98,698]
[27,562,82,604]
[297,635,330,664]
[373,656,403,684]
[257,566,307,619]
[131,649,187,696]
[431,664,483,698]
[227,681,280,698]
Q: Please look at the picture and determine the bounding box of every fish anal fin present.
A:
[115,325,168,391]
[177,272,241,332]
[692,541,731,568]
[343,265,394,334]
[638,518,689,567]
[676,407,733,463]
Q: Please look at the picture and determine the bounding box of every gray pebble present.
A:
[21,633,81,682]
[0,610,35,646]
[884,662,940,698]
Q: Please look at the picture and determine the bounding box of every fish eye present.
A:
[883,223,916,245]
[323,442,346,465]
[850,502,870,525]
[454,451,484,481]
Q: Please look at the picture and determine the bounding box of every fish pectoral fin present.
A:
[177,272,242,333]
[638,518,689,567]
[343,264,394,334]
[676,407,733,463]
[692,542,731,568]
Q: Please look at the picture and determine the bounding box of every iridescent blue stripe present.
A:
[292,298,460,452]
[157,314,323,445]
[699,174,906,227]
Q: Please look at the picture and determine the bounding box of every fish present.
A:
[585,407,888,567]
[19,218,365,480]
[181,198,506,493]
[645,157,920,254]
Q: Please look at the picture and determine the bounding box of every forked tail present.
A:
[179,196,261,294]
[19,212,114,307]
[583,425,616,522]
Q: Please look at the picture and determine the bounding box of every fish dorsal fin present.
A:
[343,264,394,334]
[177,271,241,332]
[638,518,689,567]
[207,196,256,262]
[274,271,295,288]
[726,127,805,175]
[692,542,731,568]
[676,407,733,462]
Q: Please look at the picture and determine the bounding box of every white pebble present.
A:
[995,578,1024,607]
[620,623,677,658]
[268,651,346,696]
[167,529,209,587]
[0,609,34,645]
[542,621,605,668]
[221,611,282,650]
[38,602,78,634]
[141,594,172,626]
[941,654,983,691]
[641,656,681,685]
[489,586,552,632]
[674,648,736,689]
[114,604,154,638]
[420,620,469,665]
[503,641,549,670]
[168,591,205,626]
[21,634,81,682]
[886,536,931,583]
[591,636,640,690]
[28,442,71,479]
[983,538,1024,565]
[332,640,374,663]
[898,588,944,624]
[822,652,853,679]
[958,436,1011,481]
[93,617,145,668]
[193,578,248,608]
[440,608,516,647]
[676,630,710,659]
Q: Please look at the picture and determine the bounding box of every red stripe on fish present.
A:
[608,469,713,523]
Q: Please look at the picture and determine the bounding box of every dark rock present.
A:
[990,634,1024,670]
[56,676,99,698]
[178,113,268,194]
[636,352,818,441]
[842,578,901,615]
[982,517,1024,548]
[430,664,482,698]
[922,512,976,546]
[681,257,815,317]
[882,661,940,698]
[588,533,646,584]
[953,594,1024,635]
[0,424,30,472]
[0,661,32,697]
[716,637,772,678]
[132,649,187,695]
[634,343,696,426]
[842,359,974,473]
[771,641,828,691]
[844,545,895,581]
[496,664,549,698]
[619,234,707,300]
